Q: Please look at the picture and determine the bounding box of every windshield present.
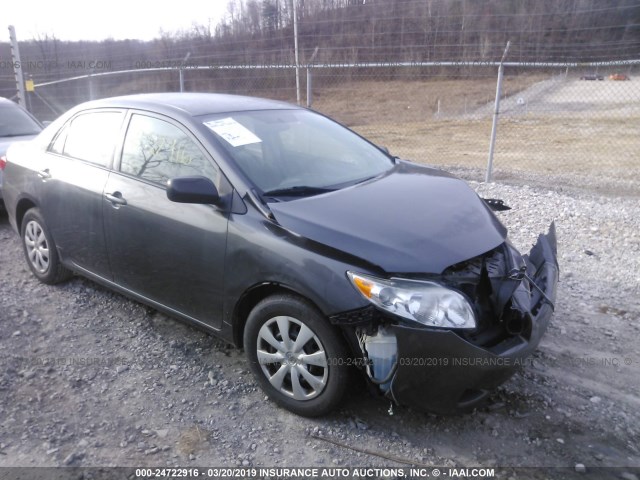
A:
[201,109,393,195]
[0,103,42,137]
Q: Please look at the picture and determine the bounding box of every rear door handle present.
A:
[37,169,51,180]
[104,192,127,206]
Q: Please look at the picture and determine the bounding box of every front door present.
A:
[103,112,228,328]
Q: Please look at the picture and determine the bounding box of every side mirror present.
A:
[167,176,220,204]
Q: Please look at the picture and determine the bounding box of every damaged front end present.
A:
[334,223,559,415]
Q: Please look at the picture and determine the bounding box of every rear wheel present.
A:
[21,208,72,284]
[244,294,350,417]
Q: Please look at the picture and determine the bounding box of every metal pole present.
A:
[8,26,26,108]
[306,67,312,108]
[88,72,95,100]
[179,52,191,93]
[26,77,32,111]
[485,41,510,183]
[306,47,319,108]
[292,0,301,105]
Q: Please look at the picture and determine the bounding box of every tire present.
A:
[244,294,350,417]
[21,208,72,285]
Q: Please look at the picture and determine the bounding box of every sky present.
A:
[4,0,229,42]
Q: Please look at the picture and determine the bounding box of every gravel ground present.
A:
[1,179,639,478]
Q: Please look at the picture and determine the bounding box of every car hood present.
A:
[268,162,507,274]
[0,134,39,155]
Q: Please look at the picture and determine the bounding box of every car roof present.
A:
[0,97,41,119]
[0,97,43,134]
[0,97,24,107]
[78,93,300,117]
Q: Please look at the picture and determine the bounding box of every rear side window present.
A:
[62,111,124,167]
[120,114,217,186]
[49,125,68,154]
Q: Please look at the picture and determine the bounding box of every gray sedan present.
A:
[2,93,558,417]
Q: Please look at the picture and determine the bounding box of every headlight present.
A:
[347,272,476,329]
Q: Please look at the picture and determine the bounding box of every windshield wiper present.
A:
[262,185,335,197]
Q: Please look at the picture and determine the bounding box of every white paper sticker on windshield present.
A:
[203,117,262,147]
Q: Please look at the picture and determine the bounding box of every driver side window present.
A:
[121,114,218,186]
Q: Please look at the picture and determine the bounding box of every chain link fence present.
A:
[19,62,640,194]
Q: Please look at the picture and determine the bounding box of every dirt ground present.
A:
[0,73,638,478]
[312,76,548,125]
[312,76,640,193]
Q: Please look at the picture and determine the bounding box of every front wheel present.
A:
[244,294,350,417]
[21,208,72,285]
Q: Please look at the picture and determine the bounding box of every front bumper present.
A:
[389,224,558,414]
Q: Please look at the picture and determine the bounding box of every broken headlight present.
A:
[347,272,476,329]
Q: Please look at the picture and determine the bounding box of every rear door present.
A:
[39,109,125,279]
[103,111,229,328]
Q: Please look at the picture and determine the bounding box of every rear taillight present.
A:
[0,156,6,171]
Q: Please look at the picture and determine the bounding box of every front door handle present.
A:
[37,169,51,180]
[104,192,127,206]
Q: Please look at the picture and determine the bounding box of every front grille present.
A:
[329,305,383,326]
[443,243,529,348]
[443,245,508,280]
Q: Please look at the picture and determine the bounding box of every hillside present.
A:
[1,0,638,91]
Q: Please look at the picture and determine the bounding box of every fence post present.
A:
[485,41,510,183]
[306,67,312,108]
[25,76,33,112]
[179,52,191,93]
[292,0,301,105]
[8,26,26,108]
[88,71,95,101]
[306,47,319,109]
